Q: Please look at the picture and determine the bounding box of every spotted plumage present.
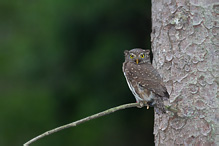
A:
[123,48,169,114]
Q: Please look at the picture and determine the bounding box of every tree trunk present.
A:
[151,0,219,145]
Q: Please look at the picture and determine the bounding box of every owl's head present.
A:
[124,48,150,64]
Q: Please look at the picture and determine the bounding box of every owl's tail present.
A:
[154,96,166,114]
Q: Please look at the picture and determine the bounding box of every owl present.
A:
[123,48,169,114]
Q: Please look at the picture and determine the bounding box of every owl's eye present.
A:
[130,55,134,59]
[140,54,144,58]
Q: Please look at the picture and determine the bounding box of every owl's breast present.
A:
[123,71,143,102]
[123,62,154,102]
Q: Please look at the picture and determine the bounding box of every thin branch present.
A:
[165,105,179,115]
[167,105,178,112]
[24,102,143,146]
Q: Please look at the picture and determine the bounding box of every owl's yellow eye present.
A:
[140,54,144,58]
[130,55,134,59]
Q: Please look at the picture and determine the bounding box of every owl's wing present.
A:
[139,79,169,98]
[125,62,169,98]
[140,64,169,98]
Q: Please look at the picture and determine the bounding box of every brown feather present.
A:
[124,61,168,98]
[123,48,169,114]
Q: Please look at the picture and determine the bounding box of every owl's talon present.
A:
[140,102,144,108]
[143,101,150,109]
[137,101,144,108]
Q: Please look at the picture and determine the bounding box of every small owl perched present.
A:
[123,48,169,114]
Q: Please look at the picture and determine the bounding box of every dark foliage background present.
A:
[0,0,153,145]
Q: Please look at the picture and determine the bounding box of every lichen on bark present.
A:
[151,0,219,145]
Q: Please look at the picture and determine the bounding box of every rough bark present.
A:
[151,0,219,145]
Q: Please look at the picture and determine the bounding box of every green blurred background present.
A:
[0,0,154,145]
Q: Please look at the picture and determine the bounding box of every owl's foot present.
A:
[146,105,149,109]
[137,101,144,108]
[137,101,150,109]
[143,101,150,109]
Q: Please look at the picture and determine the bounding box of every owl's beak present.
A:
[135,59,139,64]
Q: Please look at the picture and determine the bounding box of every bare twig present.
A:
[165,105,178,115]
[24,102,142,146]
